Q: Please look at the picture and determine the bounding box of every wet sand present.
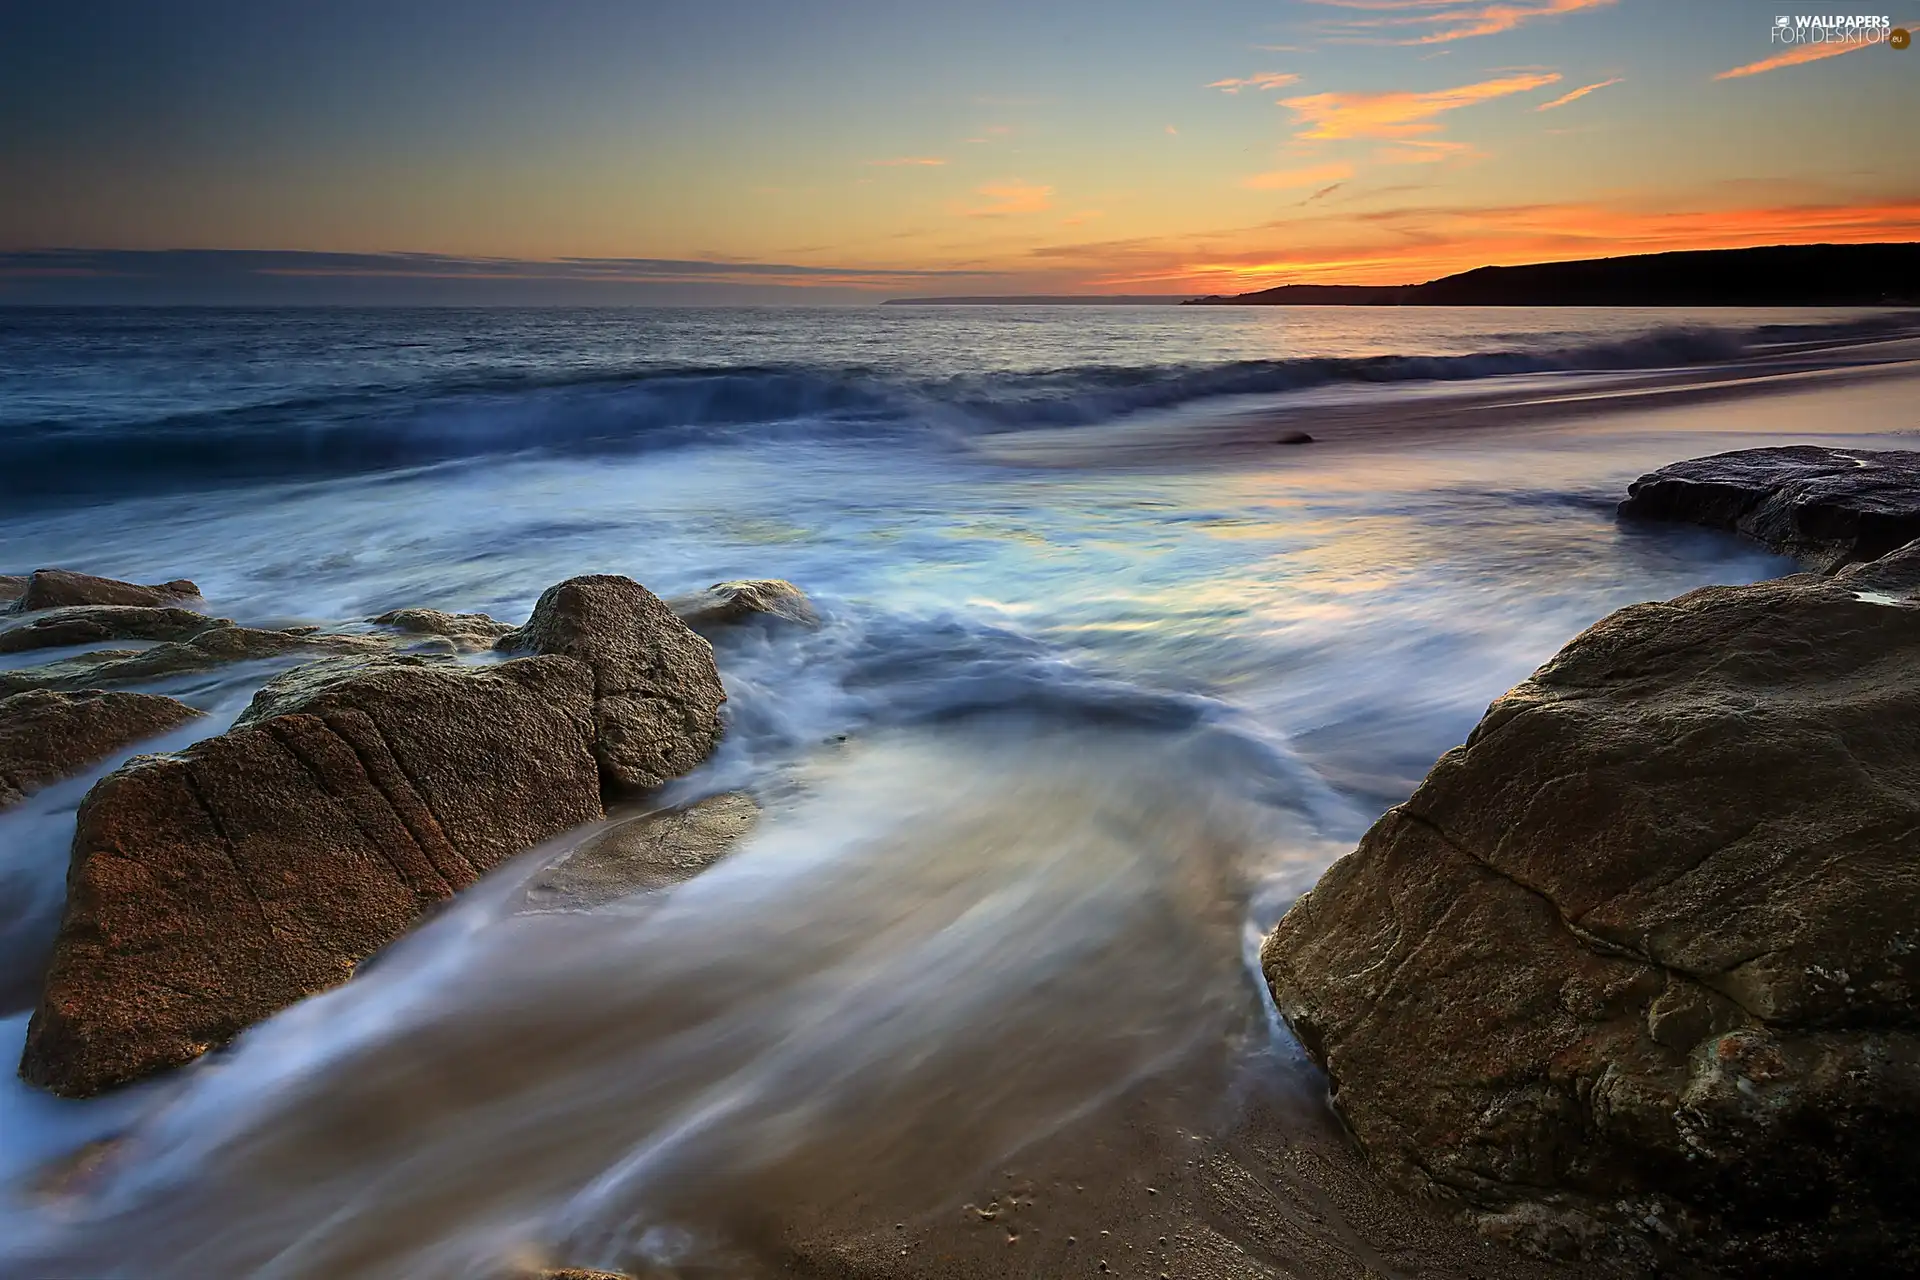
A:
[780,1062,1602,1280]
[977,335,1920,471]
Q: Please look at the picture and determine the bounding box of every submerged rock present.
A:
[497,575,726,794]
[520,791,759,911]
[7,569,201,613]
[1618,444,1920,570]
[1275,431,1315,445]
[669,579,819,635]
[1262,571,1920,1274]
[19,655,603,1097]
[0,627,390,696]
[0,690,203,812]
[371,607,516,651]
[0,605,231,654]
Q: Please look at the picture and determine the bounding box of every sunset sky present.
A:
[3,0,1916,302]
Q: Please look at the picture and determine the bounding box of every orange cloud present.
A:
[1536,76,1622,110]
[1208,72,1302,93]
[1242,162,1356,190]
[1307,0,1616,46]
[1280,71,1560,139]
[1715,31,1903,79]
[867,157,947,167]
[965,181,1054,216]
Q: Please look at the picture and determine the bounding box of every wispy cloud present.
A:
[1242,161,1355,190]
[866,156,947,167]
[1279,71,1560,139]
[1715,33,1901,79]
[965,181,1054,216]
[1303,182,1347,203]
[1307,0,1616,46]
[1373,138,1480,163]
[1207,71,1301,93]
[1536,76,1621,109]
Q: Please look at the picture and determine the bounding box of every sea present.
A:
[0,303,1915,1277]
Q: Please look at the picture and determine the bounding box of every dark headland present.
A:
[1183,242,1920,307]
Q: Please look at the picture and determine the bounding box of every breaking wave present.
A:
[4,314,1912,502]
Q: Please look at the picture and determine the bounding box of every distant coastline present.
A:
[1184,243,1920,307]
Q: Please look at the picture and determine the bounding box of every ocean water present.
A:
[0,304,1914,1277]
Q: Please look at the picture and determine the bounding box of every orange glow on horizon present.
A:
[1066,199,1920,293]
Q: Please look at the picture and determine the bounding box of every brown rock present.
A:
[8,569,201,613]
[0,627,391,696]
[0,605,231,654]
[520,791,759,911]
[19,654,603,1097]
[669,579,819,636]
[0,574,26,607]
[0,690,204,811]
[371,607,517,652]
[497,575,726,793]
[1261,573,1920,1274]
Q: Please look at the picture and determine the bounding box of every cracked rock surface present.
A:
[1262,571,1920,1275]
[497,575,726,795]
[19,656,603,1097]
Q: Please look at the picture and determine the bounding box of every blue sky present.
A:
[3,1,1915,301]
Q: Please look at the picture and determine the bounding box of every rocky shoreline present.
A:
[1,570,813,1100]
[6,446,1917,1277]
[1264,445,1920,1276]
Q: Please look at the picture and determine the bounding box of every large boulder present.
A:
[7,569,201,613]
[1618,445,1920,570]
[497,575,726,793]
[1262,572,1920,1275]
[0,605,230,654]
[668,579,819,636]
[0,690,204,812]
[19,655,603,1097]
[0,574,26,608]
